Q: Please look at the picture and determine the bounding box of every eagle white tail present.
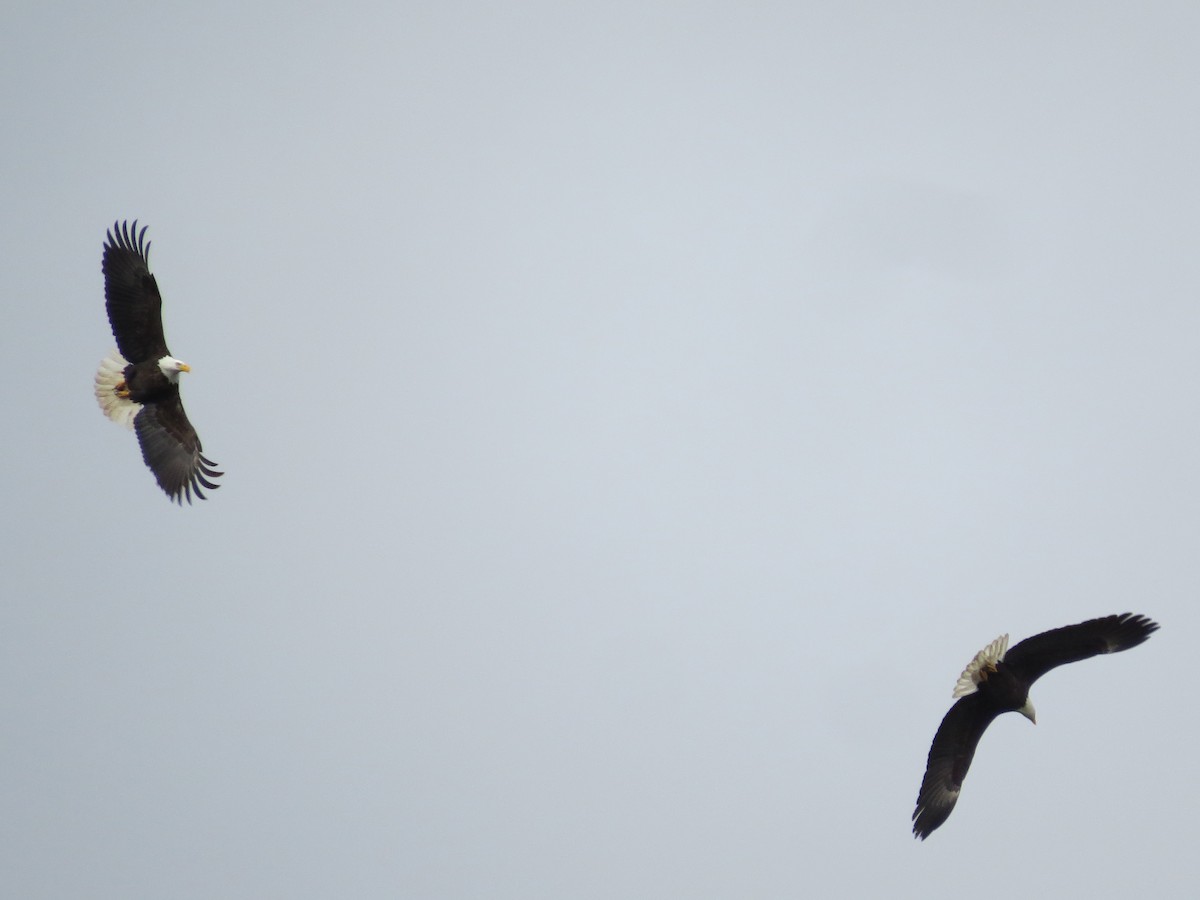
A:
[952,633,1010,698]
[94,350,140,429]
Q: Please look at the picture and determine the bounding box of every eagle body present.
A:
[94,221,221,503]
[124,362,173,402]
[966,661,1031,714]
[912,612,1158,840]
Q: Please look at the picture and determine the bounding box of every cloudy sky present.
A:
[3,2,1197,897]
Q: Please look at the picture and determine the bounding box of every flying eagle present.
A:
[913,612,1158,840]
[94,221,222,503]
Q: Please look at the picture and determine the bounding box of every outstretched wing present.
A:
[133,396,222,504]
[103,220,169,364]
[1003,613,1159,686]
[913,693,1003,839]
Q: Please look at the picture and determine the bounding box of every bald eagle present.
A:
[94,221,222,504]
[913,612,1158,840]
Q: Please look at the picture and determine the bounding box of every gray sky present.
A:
[2,2,1197,897]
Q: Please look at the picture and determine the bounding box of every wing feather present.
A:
[103,220,169,363]
[913,694,1002,839]
[133,396,222,504]
[1003,613,1159,686]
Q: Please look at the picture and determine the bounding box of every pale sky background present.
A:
[2,2,1197,897]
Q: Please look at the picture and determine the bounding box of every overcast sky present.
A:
[2,2,1197,897]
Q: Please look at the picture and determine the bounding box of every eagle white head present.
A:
[1018,697,1037,725]
[157,356,191,383]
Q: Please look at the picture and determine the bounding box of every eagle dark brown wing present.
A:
[133,395,222,504]
[912,693,1003,840]
[1003,613,1159,686]
[103,220,169,364]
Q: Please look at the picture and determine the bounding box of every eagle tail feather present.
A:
[94,350,140,429]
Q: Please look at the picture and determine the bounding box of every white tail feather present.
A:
[94,350,140,429]
[952,633,1009,698]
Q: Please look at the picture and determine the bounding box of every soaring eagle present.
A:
[94,221,222,503]
[913,612,1158,839]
